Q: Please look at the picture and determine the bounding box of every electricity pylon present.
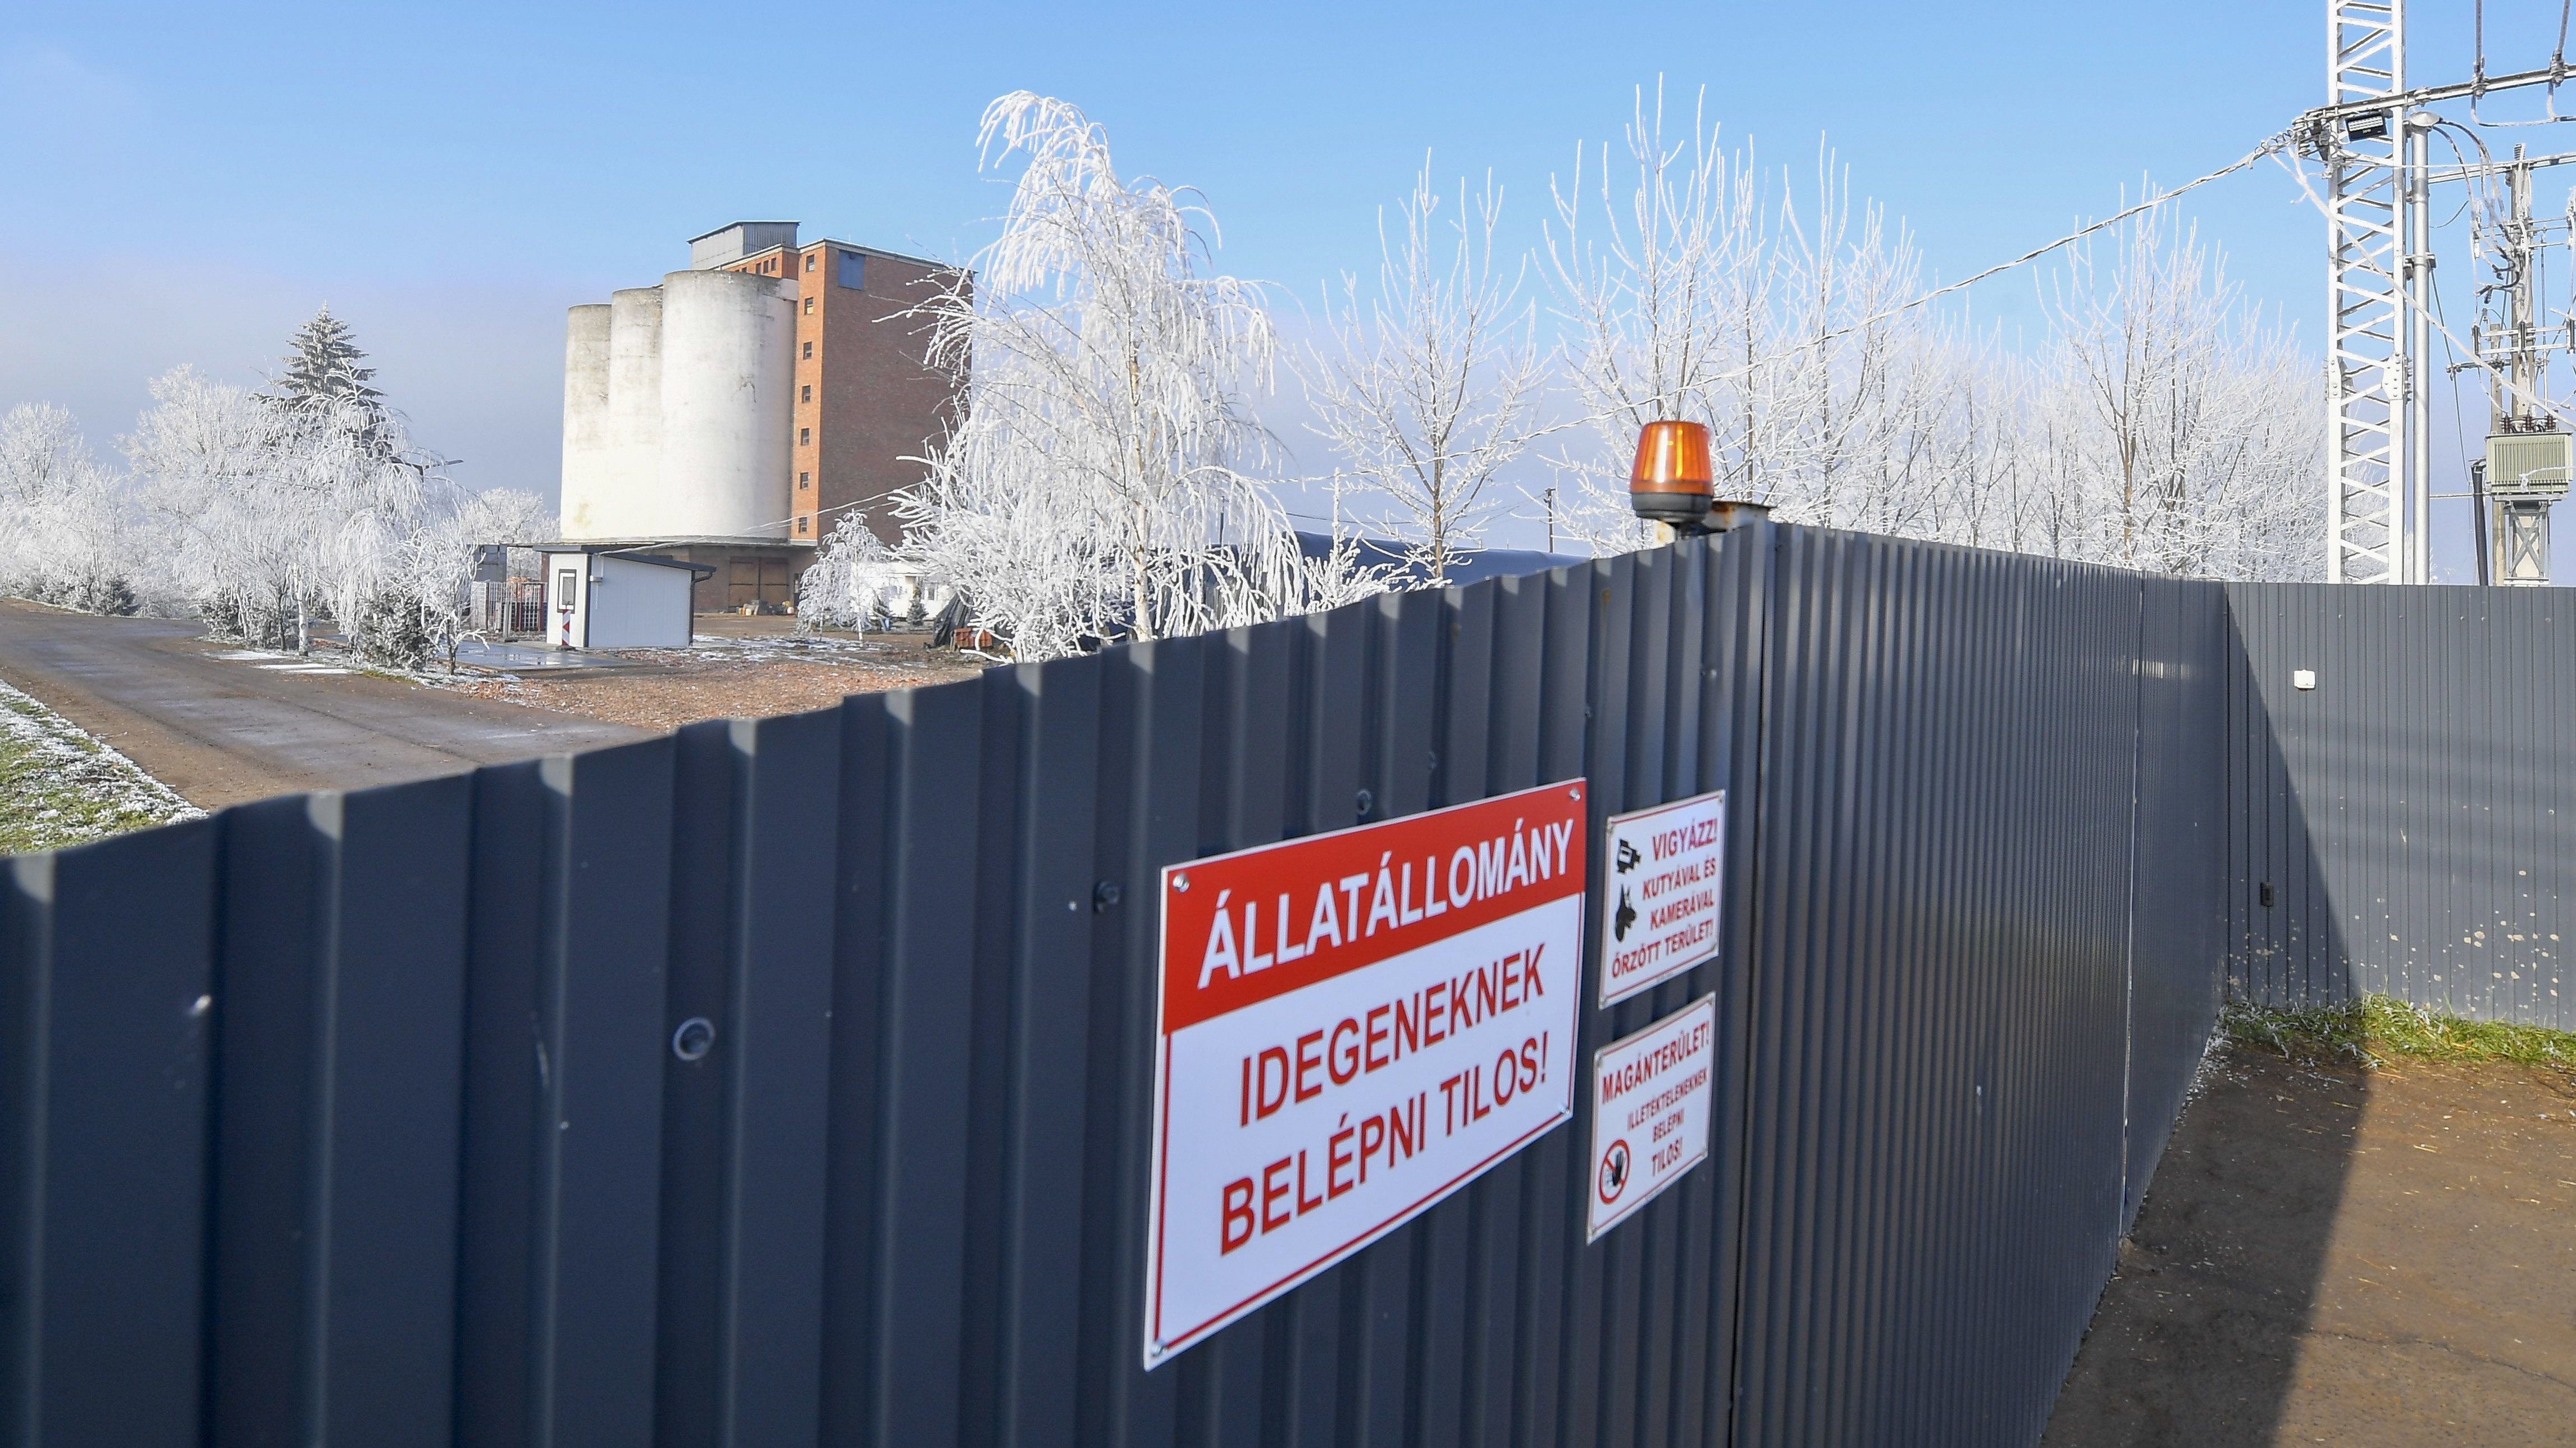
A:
[2307,1,2576,584]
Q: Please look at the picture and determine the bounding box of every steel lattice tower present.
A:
[2324,1,2427,583]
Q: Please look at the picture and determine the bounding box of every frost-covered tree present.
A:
[1541,84,2320,581]
[2021,209,2321,579]
[1544,82,1759,551]
[126,367,305,646]
[796,509,897,632]
[263,306,392,454]
[399,486,555,670]
[899,92,1347,659]
[0,403,136,614]
[1302,161,1544,584]
[125,364,508,663]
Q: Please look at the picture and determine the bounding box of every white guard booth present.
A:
[539,548,706,650]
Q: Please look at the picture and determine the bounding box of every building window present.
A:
[802,341,813,359]
[805,253,816,272]
[797,515,810,535]
[839,250,865,290]
[801,383,811,402]
[800,427,811,446]
[799,472,810,488]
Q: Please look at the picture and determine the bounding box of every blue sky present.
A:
[5,1,2573,570]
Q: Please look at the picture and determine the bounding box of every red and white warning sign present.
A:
[1585,994,1717,1241]
[1144,780,1589,1367]
[1597,788,1726,1005]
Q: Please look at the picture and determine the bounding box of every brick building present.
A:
[698,222,957,550]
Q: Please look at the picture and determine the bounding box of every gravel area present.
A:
[432,633,988,732]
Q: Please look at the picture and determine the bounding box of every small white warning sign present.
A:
[1597,789,1726,1006]
[1585,994,1716,1242]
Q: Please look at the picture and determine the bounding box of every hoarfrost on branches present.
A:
[263,305,394,455]
[126,365,451,658]
[112,327,562,667]
[1542,82,2321,581]
[2021,207,2321,579]
[1301,161,1545,585]
[797,510,953,634]
[1543,81,1755,552]
[897,92,1360,660]
[0,403,137,615]
[798,510,889,632]
[402,487,557,670]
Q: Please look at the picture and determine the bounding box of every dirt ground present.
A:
[434,623,988,733]
[2045,1045,2576,1446]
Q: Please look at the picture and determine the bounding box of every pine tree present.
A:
[265,306,391,453]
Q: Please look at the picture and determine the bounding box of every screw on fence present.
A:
[1356,788,1374,817]
[1095,880,1123,911]
[672,1017,716,1062]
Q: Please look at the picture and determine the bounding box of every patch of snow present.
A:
[0,678,201,851]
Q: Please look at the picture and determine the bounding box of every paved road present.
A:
[0,600,653,809]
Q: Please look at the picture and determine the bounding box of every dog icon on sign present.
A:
[1613,885,1637,942]
[1597,1140,1631,1205]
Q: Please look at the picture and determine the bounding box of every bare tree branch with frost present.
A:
[1302,161,1544,585]
[899,92,1363,660]
[2025,206,2322,579]
[1544,81,1758,552]
[1542,83,2319,581]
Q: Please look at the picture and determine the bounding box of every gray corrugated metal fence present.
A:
[3,523,2240,1446]
[2224,583,2575,1031]
[1732,535,2226,1446]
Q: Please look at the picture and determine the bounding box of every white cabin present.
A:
[537,549,707,650]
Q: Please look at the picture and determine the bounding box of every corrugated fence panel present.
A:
[2123,576,2230,1230]
[2224,584,2576,1030]
[1732,532,2220,1447]
[0,818,215,1448]
[3,523,2303,1447]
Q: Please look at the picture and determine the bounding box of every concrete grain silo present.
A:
[653,268,793,540]
[557,305,613,537]
[596,286,666,541]
[552,222,965,616]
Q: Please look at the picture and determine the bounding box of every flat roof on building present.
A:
[687,220,800,244]
[718,237,954,273]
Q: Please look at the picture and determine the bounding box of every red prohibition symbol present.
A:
[1597,1139,1632,1205]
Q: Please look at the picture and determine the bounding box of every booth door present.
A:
[555,567,581,647]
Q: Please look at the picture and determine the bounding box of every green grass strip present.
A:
[2222,993,2576,1073]
[0,678,201,855]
